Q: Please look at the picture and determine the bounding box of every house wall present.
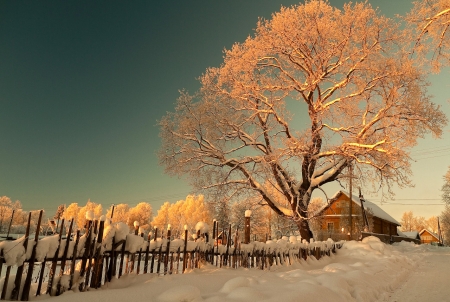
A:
[420,230,440,244]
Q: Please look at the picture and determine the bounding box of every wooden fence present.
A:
[0,211,343,301]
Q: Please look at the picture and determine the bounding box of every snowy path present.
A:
[381,245,450,302]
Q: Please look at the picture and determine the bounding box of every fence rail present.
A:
[0,212,343,301]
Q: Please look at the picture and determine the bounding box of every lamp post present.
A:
[244,210,252,244]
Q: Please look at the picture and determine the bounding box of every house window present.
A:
[327,222,334,232]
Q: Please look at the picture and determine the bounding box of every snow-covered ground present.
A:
[24,236,450,302]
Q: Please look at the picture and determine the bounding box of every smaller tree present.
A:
[151,202,171,231]
[442,167,450,205]
[128,202,153,232]
[230,198,267,240]
[307,198,325,239]
[412,216,427,232]
[0,196,14,233]
[76,200,102,230]
[407,0,450,71]
[106,203,129,224]
[440,205,450,244]
[401,211,416,232]
[53,204,65,227]
[426,216,439,234]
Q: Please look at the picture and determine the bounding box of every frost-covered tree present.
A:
[128,202,153,232]
[152,196,212,238]
[407,0,450,70]
[442,167,450,205]
[401,211,416,232]
[62,203,79,222]
[106,203,129,224]
[230,198,268,240]
[0,196,23,233]
[53,204,65,228]
[426,216,439,233]
[159,1,447,240]
[76,200,102,230]
[400,211,429,232]
[151,202,171,232]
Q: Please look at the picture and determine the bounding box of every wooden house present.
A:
[315,191,400,241]
[419,229,440,244]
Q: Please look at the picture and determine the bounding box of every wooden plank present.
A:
[136,233,143,275]
[21,210,43,301]
[163,229,171,275]
[35,258,46,296]
[46,219,65,296]
[1,266,11,300]
[10,212,32,300]
[91,220,105,289]
[143,233,151,274]
[55,218,73,296]
[68,230,80,290]
[118,239,126,278]
[83,220,98,290]
[77,220,93,291]
[156,244,163,275]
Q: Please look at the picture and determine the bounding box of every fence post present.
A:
[68,230,81,290]
[136,232,144,275]
[118,239,127,278]
[55,218,73,296]
[150,227,158,273]
[91,220,105,289]
[182,225,188,273]
[164,225,171,275]
[46,219,65,296]
[21,210,43,301]
[1,266,11,300]
[78,219,93,288]
[10,212,32,300]
[83,220,98,289]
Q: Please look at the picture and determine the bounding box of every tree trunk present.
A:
[295,218,313,242]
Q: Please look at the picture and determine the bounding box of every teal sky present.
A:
[1,1,449,221]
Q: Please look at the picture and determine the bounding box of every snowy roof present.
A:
[401,231,420,239]
[326,191,401,226]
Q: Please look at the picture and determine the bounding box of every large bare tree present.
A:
[159,1,447,240]
[407,0,450,70]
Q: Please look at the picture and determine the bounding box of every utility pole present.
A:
[359,188,369,231]
[438,217,443,246]
[349,163,353,240]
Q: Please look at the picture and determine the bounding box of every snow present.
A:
[400,231,420,239]
[3,236,443,302]
[85,211,94,221]
[195,222,209,233]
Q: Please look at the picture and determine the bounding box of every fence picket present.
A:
[10,213,32,300]
[21,210,43,301]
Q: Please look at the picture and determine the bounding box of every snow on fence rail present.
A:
[0,211,343,301]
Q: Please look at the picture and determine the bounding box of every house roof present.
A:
[323,190,401,226]
[419,229,440,240]
[401,231,421,240]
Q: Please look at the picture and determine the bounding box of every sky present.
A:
[1,0,449,221]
